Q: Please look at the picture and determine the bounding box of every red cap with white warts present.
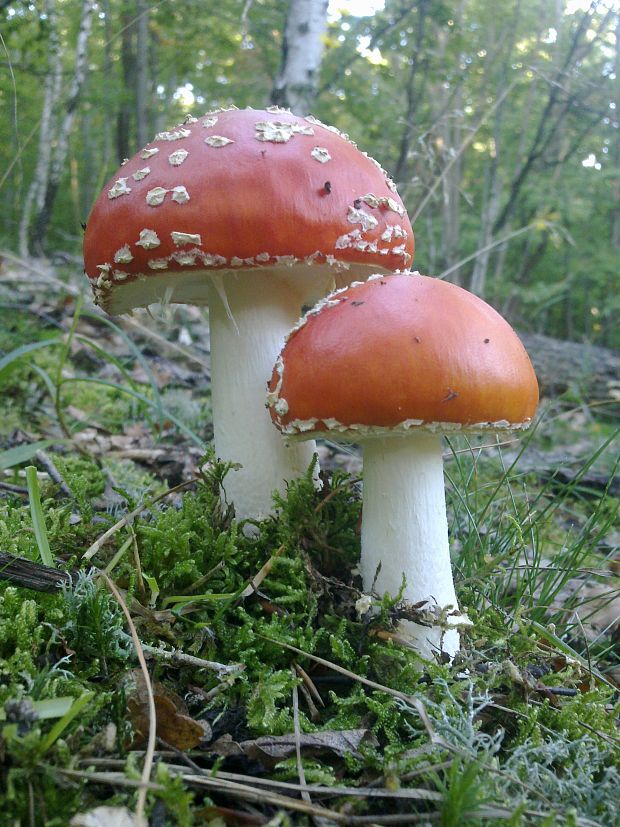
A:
[83,107,414,314]
[267,273,539,436]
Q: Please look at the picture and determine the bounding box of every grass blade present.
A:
[0,697,74,722]
[39,692,94,753]
[0,338,62,380]
[0,440,56,471]
[25,465,54,567]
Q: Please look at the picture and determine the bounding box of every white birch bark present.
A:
[18,0,62,257]
[32,0,95,251]
[271,0,328,115]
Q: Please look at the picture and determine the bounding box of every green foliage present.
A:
[0,588,56,702]
[0,432,618,822]
[246,669,302,736]
[2,0,617,344]
[55,573,132,674]
[0,272,617,823]
[135,471,249,594]
[150,762,198,827]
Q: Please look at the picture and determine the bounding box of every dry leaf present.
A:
[210,728,378,768]
[126,668,210,750]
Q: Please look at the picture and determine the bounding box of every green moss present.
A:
[0,428,618,823]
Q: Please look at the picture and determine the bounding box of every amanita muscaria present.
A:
[83,106,414,520]
[267,273,539,658]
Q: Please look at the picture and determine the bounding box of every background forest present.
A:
[1,0,619,347]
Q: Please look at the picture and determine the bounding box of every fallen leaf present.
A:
[125,669,210,750]
[210,728,378,768]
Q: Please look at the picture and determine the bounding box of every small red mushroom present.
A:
[268,273,539,658]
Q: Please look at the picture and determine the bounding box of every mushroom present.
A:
[267,273,539,658]
[83,107,414,521]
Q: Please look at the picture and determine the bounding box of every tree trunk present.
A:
[136,0,149,146]
[271,0,328,115]
[18,0,62,257]
[440,81,462,283]
[117,7,136,162]
[31,0,95,253]
[393,0,430,184]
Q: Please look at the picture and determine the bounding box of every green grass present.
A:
[0,295,618,825]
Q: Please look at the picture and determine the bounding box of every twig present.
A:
[196,681,231,703]
[0,552,71,592]
[238,544,285,599]
[78,756,442,800]
[313,478,361,513]
[0,480,29,495]
[59,767,357,823]
[34,449,73,497]
[141,644,244,677]
[83,477,199,560]
[52,768,162,792]
[98,571,155,824]
[291,670,311,805]
[294,662,324,707]
[174,770,443,821]
[128,523,146,602]
[297,679,321,723]
[184,559,226,594]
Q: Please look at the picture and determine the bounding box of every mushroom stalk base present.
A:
[207,273,323,521]
[360,434,462,659]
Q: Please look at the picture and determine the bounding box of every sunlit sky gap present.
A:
[328,0,385,21]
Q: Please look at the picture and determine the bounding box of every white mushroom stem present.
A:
[207,272,326,521]
[360,432,467,659]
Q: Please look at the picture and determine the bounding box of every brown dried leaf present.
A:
[125,669,210,750]
[210,728,378,768]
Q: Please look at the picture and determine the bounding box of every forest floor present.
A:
[0,253,618,826]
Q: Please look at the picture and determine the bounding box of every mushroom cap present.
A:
[84,107,414,313]
[268,273,539,437]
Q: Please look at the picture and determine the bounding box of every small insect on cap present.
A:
[268,272,539,437]
[83,107,414,314]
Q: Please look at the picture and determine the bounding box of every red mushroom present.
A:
[268,273,539,658]
[83,106,414,520]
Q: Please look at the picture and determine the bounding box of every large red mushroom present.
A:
[84,107,413,520]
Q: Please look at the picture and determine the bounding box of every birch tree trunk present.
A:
[18,0,62,257]
[32,0,95,253]
[270,0,328,115]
